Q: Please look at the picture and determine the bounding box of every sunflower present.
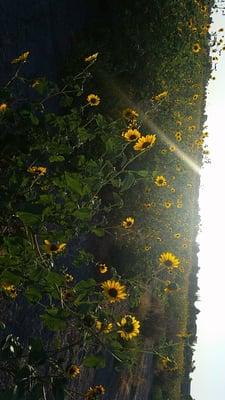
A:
[153,91,168,101]
[155,175,167,187]
[62,289,74,302]
[85,52,98,62]
[0,103,7,112]
[68,365,80,378]
[98,263,108,274]
[160,356,172,369]
[164,281,178,293]
[87,94,100,106]
[202,131,208,138]
[192,43,201,53]
[192,94,199,101]
[85,385,105,400]
[176,331,191,339]
[122,128,141,141]
[176,120,182,126]
[44,240,66,254]
[188,125,196,133]
[64,273,74,283]
[11,51,30,64]
[2,283,17,299]
[101,280,127,303]
[200,5,208,13]
[117,315,140,340]
[32,80,41,89]
[95,320,113,333]
[121,217,134,229]
[144,203,152,209]
[122,108,139,120]
[174,233,181,239]
[187,19,193,28]
[169,146,176,152]
[27,166,47,176]
[160,356,177,371]
[159,252,180,270]
[133,134,156,151]
[161,149,167,154]
[164,201,172,208]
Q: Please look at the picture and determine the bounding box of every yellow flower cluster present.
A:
[27,166,47,176]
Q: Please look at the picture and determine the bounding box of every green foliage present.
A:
[0,0,215,397]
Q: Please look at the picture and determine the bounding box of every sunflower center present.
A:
[130,134,137,140]
[164,260,173,267]
[141,141,151,149]
[124,321,134,333]
[90,98,97,104]
[50,244,59,251]
[108,288,118,298]
[126,220,132,226]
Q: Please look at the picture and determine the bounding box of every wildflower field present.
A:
[0,0,222,399]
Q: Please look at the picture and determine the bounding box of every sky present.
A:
[190,7,225,400]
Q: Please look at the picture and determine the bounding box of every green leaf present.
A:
[83,354,106,369]
[0,271,22,285]
[38,194,54,204]
[90,227,105,237]
[110,178,121,188]
[49,155,65,162]
[0,389,17,400]
[0,322,6,330]
[120,172,136,192]
[40,314,66,332]
[20,110,39,126]
[112,192,124,208]
[77,127,92,144]
[135,170,148,178]
[40,308,69,331]
[95,113,106,127]
[27,384,43,400]
[60,95,73,107]
[25,287,42,303]
[16,211,41,226]
[65,172,84,196]
[28,338,47,364]
[73,208,92,221]
[75,279,96,292]
[105,137,121,154]
[152,170,158,178]
[52,379,66,400]
[44,271,65,286]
